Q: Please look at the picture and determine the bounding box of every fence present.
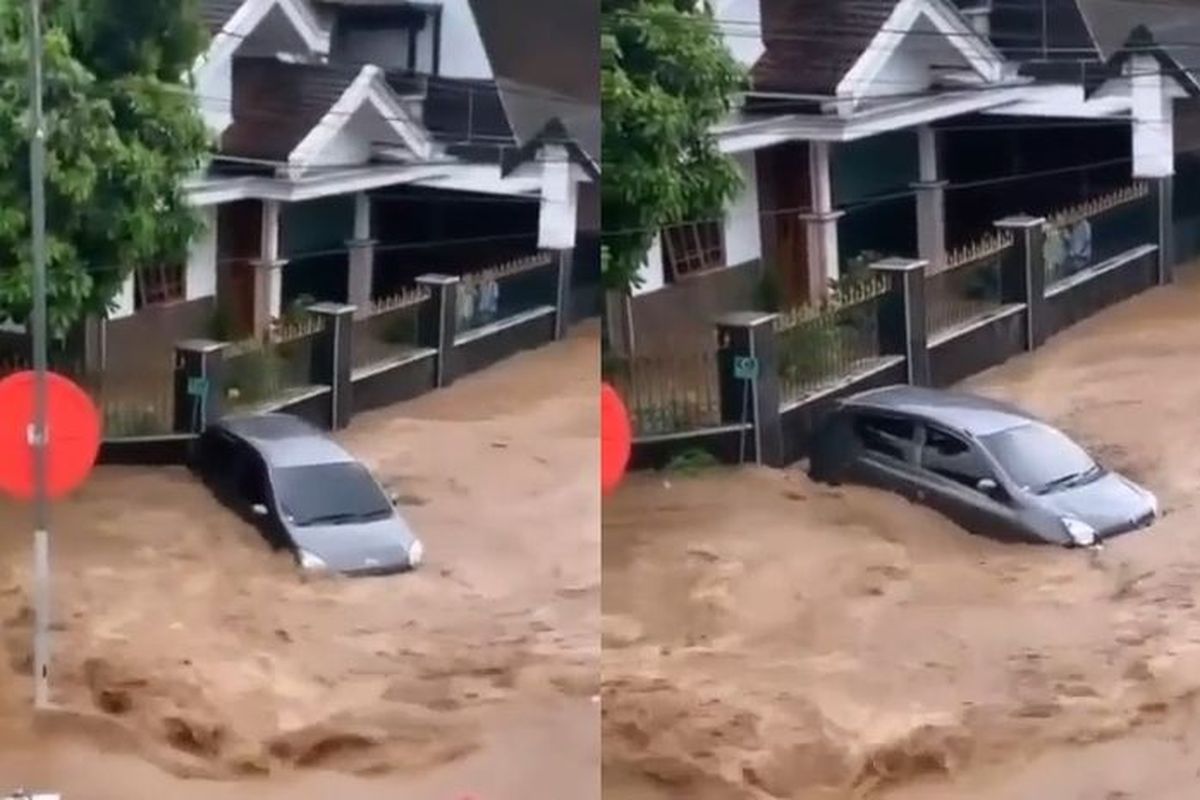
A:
[774,275,888,406]
[926,230,1012,336]
[603,350,721,437]
[352,286,431,370]
[456,253,557,334]
[1044,183,1154,288]
[223,315,325,409]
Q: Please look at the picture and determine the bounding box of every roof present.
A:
[842,385,1037,437]
[219,413,356,468]
[752,0,901,95]
[467,0,599,170]
[200,0,246,35]
[222,57,360,161]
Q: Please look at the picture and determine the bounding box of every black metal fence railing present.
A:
[456,253,557,335]
[603,350,722,437]
[1044,183,1155,288]
[926,230,1012,336]
[774,275,888,406]
[352,286,431,370]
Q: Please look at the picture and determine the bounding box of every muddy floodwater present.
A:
[0,324,599,800]
[603,270,1200,799]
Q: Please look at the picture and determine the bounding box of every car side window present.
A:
[920,425,996,492]
[853,413,916,460]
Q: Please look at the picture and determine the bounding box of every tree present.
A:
[601,0,744,293]
[0,0,210,340]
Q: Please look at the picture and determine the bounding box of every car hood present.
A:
[289,514,418,573]
[1038,471,1156,535]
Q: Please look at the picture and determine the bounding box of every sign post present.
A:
[733,356,758,464]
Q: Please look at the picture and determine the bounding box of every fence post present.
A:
[1154,176,1174,285]
[995,215,1047,350]
[416,274,460,388]
[869,258,930,386]
[553,249,574,340]
[309,303,356,430]
[715,312,783,467]
[173,339,228,434]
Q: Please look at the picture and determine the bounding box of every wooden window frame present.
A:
[134,262,186,309]
[661,220,726,283]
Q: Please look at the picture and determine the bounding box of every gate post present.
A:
[715,312,783,467]
[173,340,227,433]
[995,215,1047,350]
[869,258,930,386]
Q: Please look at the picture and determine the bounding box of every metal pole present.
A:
[27,0,51,711]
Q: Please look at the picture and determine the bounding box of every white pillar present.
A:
[913,125,948,270]
[800,141,843,299]
[1131,54,1174,178]
[347,191,375,316]
[254,199,285,337]
[538,144,580,251]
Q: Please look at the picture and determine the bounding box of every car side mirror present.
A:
[976,478,1000,496]
[251,503,269,517]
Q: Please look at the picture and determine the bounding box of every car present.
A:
[189,412,423,575]
[808,385,1159,547]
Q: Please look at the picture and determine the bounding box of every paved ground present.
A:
[603,268,1200,799]
[0,323,600,800]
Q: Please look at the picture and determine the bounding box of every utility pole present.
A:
[27,0,51,711]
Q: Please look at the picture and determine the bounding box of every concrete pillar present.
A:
[553,249,575,339]
[801,141,842,299]
[912,125,947,270]
[715,312,783,467]
[252,199,286,339]
[995,215,1047,350]
[1131,54,1175,180]
[416,273,460,388]
[347,192,376,317]
[870,257,930,386]
[308,303,356,430]
[173,339,228,433]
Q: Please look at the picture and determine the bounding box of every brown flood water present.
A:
[0,323,600,799]
[603,270,1200,799]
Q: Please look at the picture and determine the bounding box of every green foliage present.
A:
[601,0,745,292]
[226,347,286,406]
[778,322,849,387]
[0,0,210,338]
[664,446,719,475]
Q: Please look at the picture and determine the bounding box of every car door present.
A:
[915,423,1029,541]
[846,411,923,497]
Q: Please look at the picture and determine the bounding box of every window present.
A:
[920,425,994,491]
[662,221,725,282]
[853,413,915,460]
[134,263,185,309]
[273,463,393,526]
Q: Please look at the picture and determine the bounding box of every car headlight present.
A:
[408,539,424,568]
[298,549,328,571]
[1145,490,1160,518]
[1061,516,1097,547]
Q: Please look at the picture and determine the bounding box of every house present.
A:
[98,0,598,381]
[621,0,1196,355]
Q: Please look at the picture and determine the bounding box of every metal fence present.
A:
[926,230,1012,336]
[224,315,325,409]
[456,253,556,335]
[603,350,722,437]
[1044,183,1155,288]
[352,286,430,370]
[774,275,888,406]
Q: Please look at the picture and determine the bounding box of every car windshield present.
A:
[979,422,1099,494]
[274,463,393,526]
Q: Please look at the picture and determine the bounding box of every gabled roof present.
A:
[467,0,599,172]
[752,0,901,95]
[200,0,246,35]
[221,56,432,173]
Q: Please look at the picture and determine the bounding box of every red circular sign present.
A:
[601,382,631,496]
[0,371,101,501]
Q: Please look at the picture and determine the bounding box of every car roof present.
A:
[840,385,1037,437]
[215,413,357,468]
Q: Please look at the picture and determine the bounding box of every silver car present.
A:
[809,385,1159,547]
[190,413,423,575]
